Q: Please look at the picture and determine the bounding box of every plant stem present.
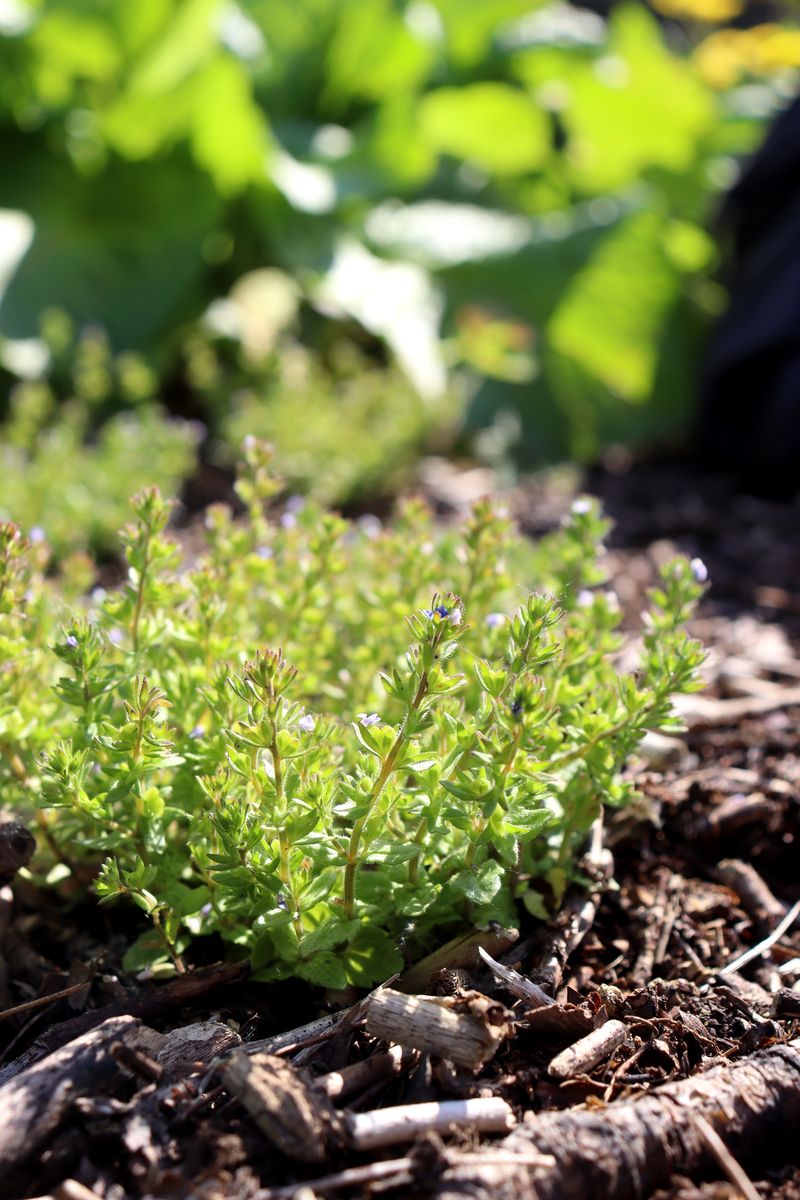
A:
[270,720,303,941]
[344,671,428,919]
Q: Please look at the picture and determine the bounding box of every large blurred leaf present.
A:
[546,210,679,403]
[418,82,550,176]
[0,141,221,345]
[189,56,271,191]
[431,0,543,67]
[562,6,715,192]
[324,0,435,107]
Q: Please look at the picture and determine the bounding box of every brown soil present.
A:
[2,458,800,1200]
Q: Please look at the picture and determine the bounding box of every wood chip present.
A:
[219,1050,344,1162]
[0,1015,165,1172]
[365,988,513,1069]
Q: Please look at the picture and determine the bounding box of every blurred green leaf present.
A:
[547,210,679,403]
[419,83,550,176]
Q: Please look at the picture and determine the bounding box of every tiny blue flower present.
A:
[29,526,46,544]
[423,604,451,620]
[286,494,306,514]
[485,612,506,628]
[108,628,124,646]
[200,902,213,916]
[298,714,315,733]
[190,726,205,740]
[256,545,273,560]
[357,712,381,727]
[281,512,297,530]
[576,589,594,608]
[65,635,79,649]
[690,557,708,584]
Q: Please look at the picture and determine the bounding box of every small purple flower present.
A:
[357,712,381,727]
[571,497,592,516]
[690,557,708,584]
[200,902,213,917]
[190,725,205,740]
[298,714,315,733]
[29,526,46,544]
[576,589,594,608]
[280,512,297,530]
[108,628,124,646]
[286,494,306,514]
[485,612,507,628]
[65,635,79,649]
[256,545,273,560]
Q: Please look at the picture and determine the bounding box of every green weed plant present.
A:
[0,442,705,987]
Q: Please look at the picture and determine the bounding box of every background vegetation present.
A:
[0,0,798,548]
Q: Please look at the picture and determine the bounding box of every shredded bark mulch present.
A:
[2,458,800,1200]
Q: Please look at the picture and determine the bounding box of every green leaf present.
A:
[297,951,349,991]
[451,859,503,905]
[547,211,679,403]
[418,83,550,176]
[341,926,403,987]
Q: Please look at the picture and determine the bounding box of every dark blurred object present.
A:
[699,97,800,497]
[0,820,35,885]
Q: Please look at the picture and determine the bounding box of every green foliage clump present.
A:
[0,1,790,462]
[0,317,197,556]
[1,443,705,987]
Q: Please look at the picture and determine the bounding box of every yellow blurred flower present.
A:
[694,23,800,87]
[651,0,743,22]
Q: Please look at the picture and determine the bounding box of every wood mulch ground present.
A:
[2,457,800,1200]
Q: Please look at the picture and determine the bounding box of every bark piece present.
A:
[219,1050,344,1162]
[365,988,513,1069]
[348,1097,516,1151]
[496,1035,800,1200]
[773,988,800,1017]
[547,1020,629,1080]
[0,1015,165,1172]
[157,1020,241,1079]
[0,959,250,1087]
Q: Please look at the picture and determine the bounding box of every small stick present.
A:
[245,1010,349,1057]
[716,859,787,929]
[264,1150,554,1199]
[547,1020,628,1080]
[267,1156,415,1198]
[676,687,800,728]
[477,946,554,1009]
[348,1097,516,1151]
[319,1046,404,1102]
[0,981,91,1022]
[716,899,800,979]
[690,1112,761,1200]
